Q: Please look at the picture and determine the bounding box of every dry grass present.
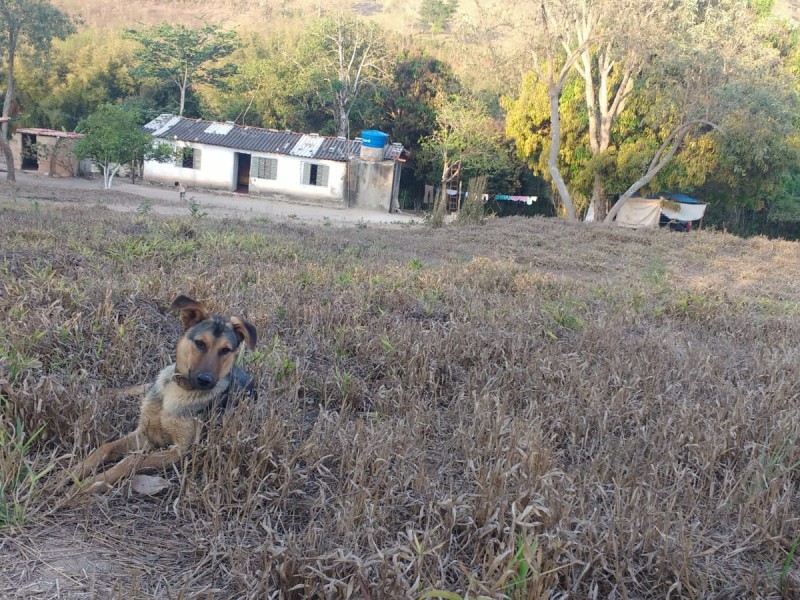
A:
[2,182,800,599]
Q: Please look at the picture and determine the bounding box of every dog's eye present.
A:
[218,347,232,357]
[194,339,207,351]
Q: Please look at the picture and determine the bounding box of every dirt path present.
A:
[2,171,422,227]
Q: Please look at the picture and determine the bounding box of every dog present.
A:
[72,295,257,494]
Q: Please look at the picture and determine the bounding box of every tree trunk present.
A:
[604,121,710,223]
[429,160,449,228]
[103,163,122,189]
[338,106,349,139]
[177,64,191,117]
[0,136,14,182]
[179,85,186,117]
[335,90,349,139]
[547,83,576,220]
[2,32,17,182]
[592,174,607,221]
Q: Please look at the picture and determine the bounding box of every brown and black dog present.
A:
[72,295,257,494]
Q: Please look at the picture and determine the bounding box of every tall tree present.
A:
[73,104,173,189]
[125,23,241,117]
[0,0,75,181]
[503,0,794,223]
[504,71,590,215]
[297,14,388,138]
[604,1,795,223]
[373,51,458,190]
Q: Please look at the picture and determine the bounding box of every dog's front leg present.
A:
[80,446,185,494]
[72,431,148,481]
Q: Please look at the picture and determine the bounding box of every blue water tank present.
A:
[361,130,388,148]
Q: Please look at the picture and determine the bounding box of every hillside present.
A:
[1,180,800,597]
[53,0,430,32]
[54,0,800,34]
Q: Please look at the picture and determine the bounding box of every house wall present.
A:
[11,133,80,177]
[144,140,349,204]
[144,141,236,190]
[248,153,346,204]
[349,159,398,212]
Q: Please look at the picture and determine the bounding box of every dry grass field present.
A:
[1,181,800,599]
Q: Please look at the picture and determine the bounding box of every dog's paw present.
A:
[79,479,113,495]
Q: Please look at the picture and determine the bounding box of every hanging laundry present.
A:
[494,194,538,203]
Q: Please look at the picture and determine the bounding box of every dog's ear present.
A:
[171,295,209,330]
[230,316,257,351]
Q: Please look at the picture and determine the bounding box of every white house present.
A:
[142,114,404,212]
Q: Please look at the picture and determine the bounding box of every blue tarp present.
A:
[658,193,704,205]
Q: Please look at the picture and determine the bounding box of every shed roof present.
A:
[17,128,84,140]
[143,114,401,163]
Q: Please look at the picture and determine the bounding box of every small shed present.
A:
[11,128,85,177]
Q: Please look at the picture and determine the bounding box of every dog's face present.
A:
[171,295,257,391]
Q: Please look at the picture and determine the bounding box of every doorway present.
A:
[21,133,38,171]
[235,153,251,193]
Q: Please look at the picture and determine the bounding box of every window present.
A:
[301,162,329,187]
[253,156,278,180]
[177,147,201,169]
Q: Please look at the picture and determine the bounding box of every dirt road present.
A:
[1,171,422,227]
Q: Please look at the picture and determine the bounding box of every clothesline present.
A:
[422,185,538,206]
[487,194,538,205]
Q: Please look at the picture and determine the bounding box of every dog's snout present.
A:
[195,372,216,389]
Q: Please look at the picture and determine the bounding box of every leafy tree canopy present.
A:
[73,103,173,189]
[125,22,241,117]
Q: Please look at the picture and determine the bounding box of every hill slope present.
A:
[1,180,800,597]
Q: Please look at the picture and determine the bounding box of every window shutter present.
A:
[302,162,311,185]
[319,164,329,187]
[193,148,201,170]
[267,158,277,180]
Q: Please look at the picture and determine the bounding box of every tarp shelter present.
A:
[587,193,707,229]
[658,193,707,224]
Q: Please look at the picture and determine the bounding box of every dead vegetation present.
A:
[1,184,800,599]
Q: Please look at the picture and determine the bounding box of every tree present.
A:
[504,70,592,216]
[17,29,139,131]
[419,0,459,33]
[73,104,173,189]
[503,0,794,223]
[125,23,241,117]
[373,51,459,192]
[206,31,331,132]
[420,93,509,227]
[0,0,75,181]
[296,14,388,138]
[603,1,795,223]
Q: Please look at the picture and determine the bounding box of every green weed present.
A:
[408,257,425,271]
[136,197,153,216]
[188,198,207,219]
[504,535,540,598]
[0,418,55,528]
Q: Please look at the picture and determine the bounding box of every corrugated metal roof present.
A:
[291,134,325,157]
[143,114,402,162]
